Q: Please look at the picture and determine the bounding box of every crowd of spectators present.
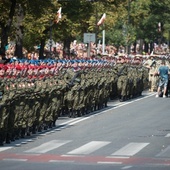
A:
[0,40,169,63]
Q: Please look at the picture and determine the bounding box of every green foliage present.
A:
[0,0,170,55]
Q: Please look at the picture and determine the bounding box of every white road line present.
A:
[24,140,71,153]
[0,147,12,152]
[58,118,81,126]
[3,158,27,162]
[121,166,133,169]
[67,141,111,155]
[111,143,149,156]
[98,161,122,165]
[106,156,130,159]
[156,145,170,157]
[55,128,61,131]
[68,117,90,125]
[61,154,85,157]
[165,133,170,137]
[49,160,75,163]
[16,153,41,156]
[112,93,156,109]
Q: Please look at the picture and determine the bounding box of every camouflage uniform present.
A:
[116,63,129,101]
[0,79,10,144]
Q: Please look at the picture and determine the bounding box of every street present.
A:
[0,91,170,170]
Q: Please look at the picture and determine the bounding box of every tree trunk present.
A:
[63,38,71,58]
[139,39,144,54]
[39,39,45,59]
[0,25,8,54]
[150,42,154,54]
[144,41,149,54]
[0,0,16,53]
[39,24,52,59]
[133,41,136,54]
[14,4,24,58]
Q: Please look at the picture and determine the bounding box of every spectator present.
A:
[155,59,169,98]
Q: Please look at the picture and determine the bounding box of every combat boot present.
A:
[0,141,4,146]
[5,133,11,144]
[0,133,4,146]
[77,110,82,117]
[119,96,125,102]
[38,125,43,132]
[20,128,26,138]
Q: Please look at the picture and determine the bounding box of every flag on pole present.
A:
[97,13,106,26]
[55,7,62,23]
[158,22,161,32]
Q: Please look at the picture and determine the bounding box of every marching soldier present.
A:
[116,57,129,101]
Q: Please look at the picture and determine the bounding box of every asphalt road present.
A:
[0,91,170,170]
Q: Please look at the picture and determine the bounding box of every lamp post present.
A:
[127,0,131,56]
[157,22,162,50]
[49,20,53,57]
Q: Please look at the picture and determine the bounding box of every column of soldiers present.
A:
[0,56,149,146]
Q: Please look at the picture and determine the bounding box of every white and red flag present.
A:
[97,13,106,26]
[55,7,62,23]
[158,22,161,32]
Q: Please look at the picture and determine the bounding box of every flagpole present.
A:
[102,29,105,55]
[97,13,106,55]
[49,20,52,57]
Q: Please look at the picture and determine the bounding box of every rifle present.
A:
[150,60,156,67]
[68,71,81,87]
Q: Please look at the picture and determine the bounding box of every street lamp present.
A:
[127,0,131,56]
[49,20,53,57]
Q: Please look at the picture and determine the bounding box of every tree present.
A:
[1,0,169,58]
[130,0,170,53]
[0,0,16,54]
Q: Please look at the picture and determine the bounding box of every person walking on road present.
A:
[155,59,169,98]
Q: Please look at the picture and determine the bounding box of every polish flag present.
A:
[158,22,161,32]
[55,7,62,23]
[97,13,106,26]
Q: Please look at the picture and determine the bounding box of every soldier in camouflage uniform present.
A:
[0,66,10,145]
[116,57,129,101]
[78,68,88,115]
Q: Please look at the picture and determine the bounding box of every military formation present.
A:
[0,54,169,146]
